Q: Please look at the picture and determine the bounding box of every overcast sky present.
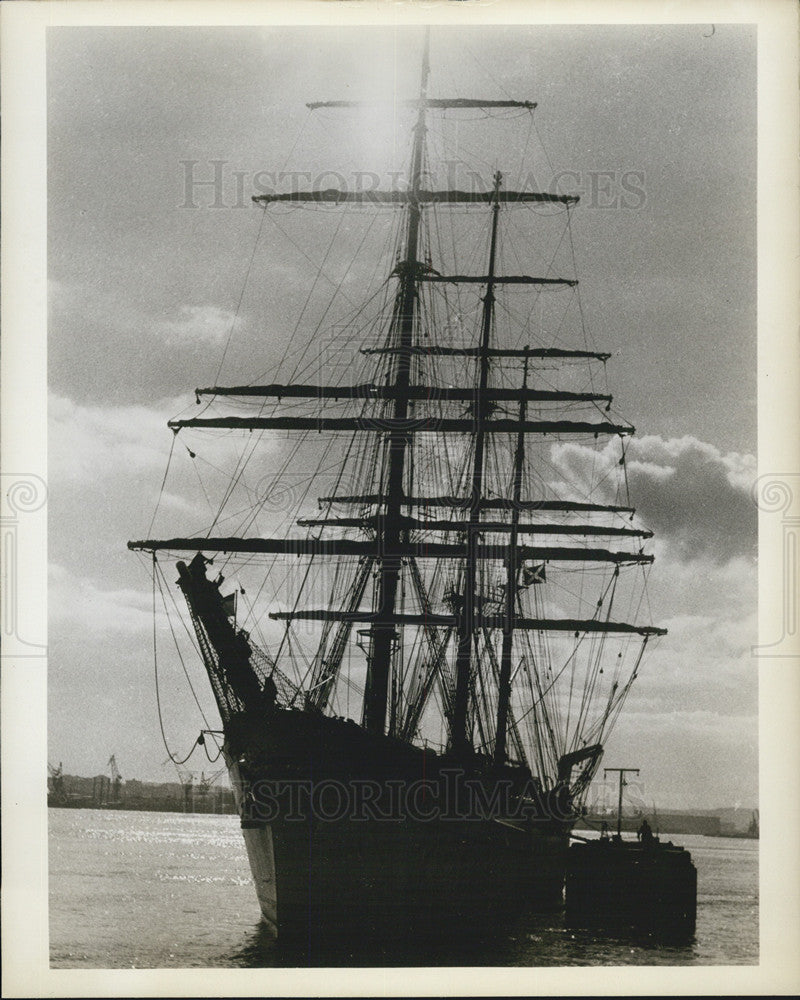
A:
[47,23,757,809]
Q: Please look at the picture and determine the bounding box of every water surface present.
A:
[49,808,758,968]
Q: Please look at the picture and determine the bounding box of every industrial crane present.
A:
[47,761,66,803]
[197,766,227,798]
[107,755,123,803]
[165,762,196,812]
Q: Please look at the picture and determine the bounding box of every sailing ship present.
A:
[129,35,665,954]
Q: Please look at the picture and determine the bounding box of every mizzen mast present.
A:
[450,170,503,757]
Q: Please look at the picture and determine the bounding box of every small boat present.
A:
[566,835,697,937]
[566,769,697,937]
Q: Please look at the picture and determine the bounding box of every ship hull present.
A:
[225,708,571,957]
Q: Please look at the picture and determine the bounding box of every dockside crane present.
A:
[174,766,196,811]
[197,766,227,798]
[107,755,123,803]
[47,761,66,803]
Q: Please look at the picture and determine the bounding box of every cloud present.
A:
[659,611,757,665]
[626,435,756,562]
[620,544,758,727]
[50,280,243,348]
[598,706,758,809]
[48,390,274,489]
[648,547,756,619]
[551,434,756,563]
[48,390,292,574]
[49,391,180,484]
[49,562,159,634]
[48,279,257,408]
[154,305,241,347]
[630,625,757,718]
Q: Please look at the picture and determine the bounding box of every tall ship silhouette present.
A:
[130,33,665,956]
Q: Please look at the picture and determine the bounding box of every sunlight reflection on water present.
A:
[49,808,758,969]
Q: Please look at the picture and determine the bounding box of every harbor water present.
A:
[49,808,758,968]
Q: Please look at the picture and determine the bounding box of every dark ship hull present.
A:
[226,707,572,953]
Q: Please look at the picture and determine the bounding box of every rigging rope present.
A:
[146,433,177,538]
[147,72,660,769]
[213,206,269,385]
[152,554,206,767]
[211,108,311,388]
[154,560,213,728]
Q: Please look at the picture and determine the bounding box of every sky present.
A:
[46,22,758,809]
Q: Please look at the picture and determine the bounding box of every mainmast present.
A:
[362,31,431,734]
[494,349,529,765]
[450,171,503,757]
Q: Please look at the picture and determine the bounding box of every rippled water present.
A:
[49,808,758,968]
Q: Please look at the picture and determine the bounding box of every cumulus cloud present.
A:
[629,617,757,718]
[618,542,758,729]
[48,389,293,567]
[551,434,756,563]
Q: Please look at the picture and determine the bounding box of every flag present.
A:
[521,563,546,586]
[222,592,237,618]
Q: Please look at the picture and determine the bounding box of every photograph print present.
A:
[41,15,766,978]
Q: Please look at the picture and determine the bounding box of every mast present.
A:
[362,31,430,734]
[494,349,529,765]
[130,37,669,773]
[450,170,503,756]
[605,767,639,838]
